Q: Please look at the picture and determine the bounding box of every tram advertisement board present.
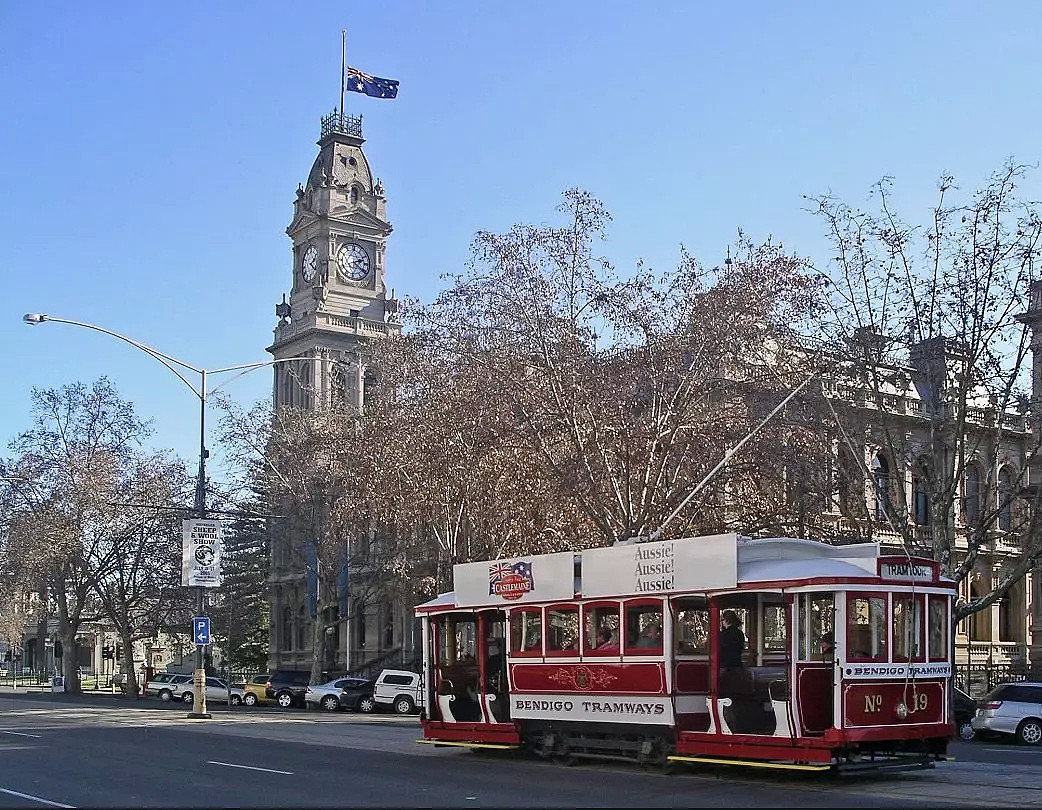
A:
[581,533,738,598]
[454,551,575,607]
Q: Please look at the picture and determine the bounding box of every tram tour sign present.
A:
[181,519,225,588]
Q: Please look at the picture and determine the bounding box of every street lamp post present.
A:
[23,312,288,718]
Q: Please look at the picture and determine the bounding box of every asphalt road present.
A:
[0,692,1040,808]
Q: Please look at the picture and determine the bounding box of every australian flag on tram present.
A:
[346,66,399,99]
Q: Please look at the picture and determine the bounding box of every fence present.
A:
[955,661,1042,697]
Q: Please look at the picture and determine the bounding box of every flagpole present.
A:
[340,29,346,126]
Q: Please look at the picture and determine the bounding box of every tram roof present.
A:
[416,534,950,613]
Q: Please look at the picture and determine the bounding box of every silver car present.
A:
[971,682,1042,745]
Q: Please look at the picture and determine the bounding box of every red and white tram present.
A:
[415,533,958,772]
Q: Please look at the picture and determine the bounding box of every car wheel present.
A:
[394,696,415,715]
[182,691,195,704]
[321,695,340,712]
[358,696,376,713]
[1017,718,1042,745]
[243,693,258,706]
[276,691,295,709]
[231,695,242,706]
[159,689,172,702]
[959,721,976,741]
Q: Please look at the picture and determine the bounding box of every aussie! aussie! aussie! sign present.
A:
[453,552,575,608]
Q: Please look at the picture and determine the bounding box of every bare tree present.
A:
[3,379,184,693]
[808,160,1042,621]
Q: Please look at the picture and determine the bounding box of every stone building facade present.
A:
[265,109,406,674]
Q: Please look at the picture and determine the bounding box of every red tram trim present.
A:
[420,719,521,745]
[675,735,834,763]
[510,662,666,694]
[821,723,953,744]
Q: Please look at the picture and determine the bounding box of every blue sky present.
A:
[3,1,1041,484]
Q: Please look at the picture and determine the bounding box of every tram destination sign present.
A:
[878,559,936,583]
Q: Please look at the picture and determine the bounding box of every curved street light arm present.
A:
[207,357,303,394]
[24,315,202,399]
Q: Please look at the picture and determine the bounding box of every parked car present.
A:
[243,673,273,706]
[180,676,245,706]
[306,677,369,712]
[339,678,376,713]
[971,681,1042,744]
[147,673,193,702]
[372,669,422,715]
[953,686,978,741]
[265,669,339,709]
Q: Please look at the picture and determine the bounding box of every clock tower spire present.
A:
[267,108,401,412]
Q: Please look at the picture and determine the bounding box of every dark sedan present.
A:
[954,686,978,740]
[338,678,376,713]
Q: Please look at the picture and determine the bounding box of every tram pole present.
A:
[641,368,823,545]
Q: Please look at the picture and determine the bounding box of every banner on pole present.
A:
[181,519,224,587]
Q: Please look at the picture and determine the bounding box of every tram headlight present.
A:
[895,702,909,720]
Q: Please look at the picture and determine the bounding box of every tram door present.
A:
[431,612,482,723]
[794,593,835,734]
[478,610,509,723]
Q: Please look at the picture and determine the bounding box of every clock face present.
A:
[336,242,371,282]
[301,244,318,283]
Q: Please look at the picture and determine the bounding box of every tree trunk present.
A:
[59,626,80,694]
[119,637,138,697]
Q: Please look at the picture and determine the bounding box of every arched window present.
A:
[969,579,989,642]
[280,365,295,408]
[871,453,890,521]
[329,361,348,412]
[281,607,293,650]
[837,445,862,514]
[296,606,307,650]
[998,467,1014,531]
[964,466,982,526]
[350,185,360,204]
[912,460,930,526]
[300,362,313,410]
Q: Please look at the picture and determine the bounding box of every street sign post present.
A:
[193,616,211,646]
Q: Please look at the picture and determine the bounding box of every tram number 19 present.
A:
[864,693,928,713]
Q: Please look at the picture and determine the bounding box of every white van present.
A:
[372,669,422,714]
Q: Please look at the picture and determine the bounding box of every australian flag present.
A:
[346,66,399,99]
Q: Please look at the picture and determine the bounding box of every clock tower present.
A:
[268,110,401,413]
[266,110,403,673]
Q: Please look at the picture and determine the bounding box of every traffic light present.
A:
[115,643,123,660]
[54,641,63,659]
[102,646,112,660]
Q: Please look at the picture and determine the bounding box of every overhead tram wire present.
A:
[636,367,826,545]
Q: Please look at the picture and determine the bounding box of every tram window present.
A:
[674,599,709,655]
[847,594,887,661]
[928,596,948,661]
[762,604,787,655]
[546,606,579,652]
[584,604,620,652]
[799,594,834,660]
[509,609,543,654]
[894,595,924,661]
[625,603,663,653]
[437,616,477,665]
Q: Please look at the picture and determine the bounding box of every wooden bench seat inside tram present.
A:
[437,665,483,722]
[720,665,788,735]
